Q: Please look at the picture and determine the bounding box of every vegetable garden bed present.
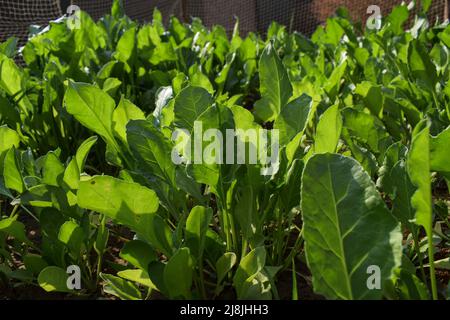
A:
[0,0,449,300]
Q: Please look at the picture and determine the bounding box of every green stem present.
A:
[241,238,248,261]
[283,228,304,271]
[221,202,232,252]
[228,209,238,254]
[273,206,285,265]
[218,186,235,253]
[426,230,438,300]
[198,257,207,299]
[145,288,153,300]
[96,215,107,285]
[292,258,298,300]
[10,204,19,218]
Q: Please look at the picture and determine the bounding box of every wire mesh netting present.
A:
[184,0,448,35]
[0,0,61,45]
[0,0,448,44]
[184,0,258,34]
[258,0,448,34]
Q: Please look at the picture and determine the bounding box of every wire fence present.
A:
[0,0,448,45]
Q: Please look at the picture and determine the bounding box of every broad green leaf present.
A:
[117,269,156,288]
[42,152,65,187]
[324,60,347,101]
[216,252,237,285]
[0,95,20,127]
[97,61,117,80]
[215,53,237,94]
[323,18,345,46]
[396,98,421,128]
[38,266,71,293]
[0,58,31,115]
[75,136,98,171]
[280,158,304,211]
[376,142,408,195]
[37,209,66,266]
[23,254,48,275]
[149,42,177,65]
[111,0,125,18]
[0,217,31,245]
[408,40,437,91]
[0,178,12,198]
[186,162,220,189]
[102,77,122,95]
[390,269,429,300]
[112,97,145,143]
[63,158,80,190]
[94,216,109,256]
[115,27,136,65]
[147,261,167,294]
[342,108,391,155]
[101,273,142,300]
[233,247,266,297]
[58,220,85,256]
[185,206,213,258]
[274,94,312,146]
[430,44,448,75]
[190,69,214,95]
[354,47,369,66]
[407,121,432,232]
[127,119,176,186]
[65,82,117,147]
[314,104,342,154]
[234,247,272,299]
[173,86,213,131]
[387,160,417,231]
[21,148,36,177]
[172,73,187,95]
[230,105,261,136]
[5,269,34,282]
[301,153,402,300]
[78,176,159,228]
[3,147,25,193]
[185,104,234,189]
[354,82,383,118]
[387,5,409,34]
[430,126,450,174]
[20,184,53,208]
[0,126,20,153]
[0,37,18,58]
[138,214,174,258]
[237,271,272,300]
[120,240,157,270]
[254,42,292,122]
[164,247,194,299]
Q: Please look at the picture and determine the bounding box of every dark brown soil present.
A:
[0,284,67,300]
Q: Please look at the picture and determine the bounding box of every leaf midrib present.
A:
[71,84,115,145]
[326,161,353,299]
